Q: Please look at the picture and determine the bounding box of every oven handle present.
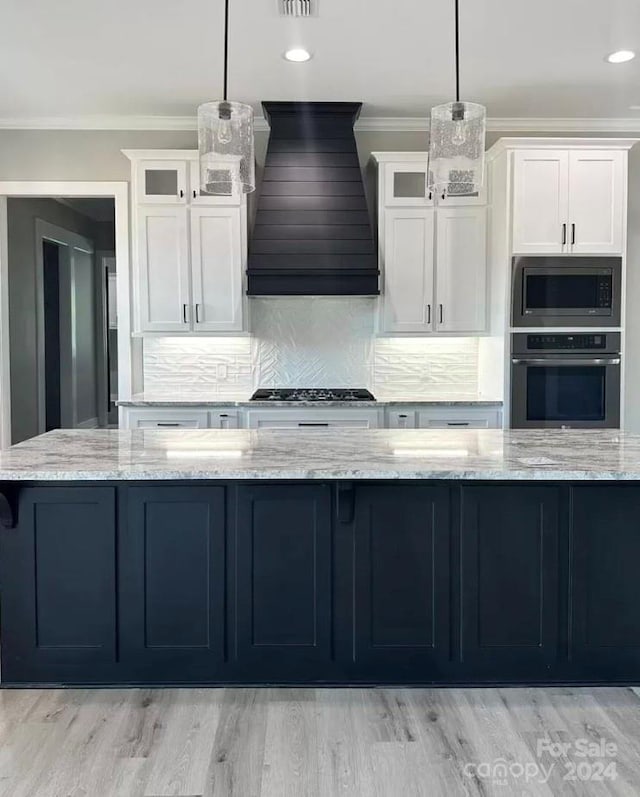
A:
[511,357,621,366]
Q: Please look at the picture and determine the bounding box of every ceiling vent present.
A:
[278,0,315,17]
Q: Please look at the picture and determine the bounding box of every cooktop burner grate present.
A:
[250,388,376,402]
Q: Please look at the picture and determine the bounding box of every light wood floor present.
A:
[0,687,639,796]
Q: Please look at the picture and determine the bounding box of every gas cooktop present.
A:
[250,388,376,402]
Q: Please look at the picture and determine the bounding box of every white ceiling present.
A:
[1,0,640,124]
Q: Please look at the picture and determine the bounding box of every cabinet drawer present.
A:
[245,409,381,429]
[417,408,502,429]
[422,418,490,429]
[123,409,210,429]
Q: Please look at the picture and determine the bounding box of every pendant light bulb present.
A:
[217,102,234,144]
[451,120,467,146]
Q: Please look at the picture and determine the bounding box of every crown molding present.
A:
[1,114,640,133]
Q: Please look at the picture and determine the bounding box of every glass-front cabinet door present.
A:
[384,164,434,206]
[137,160,188,204]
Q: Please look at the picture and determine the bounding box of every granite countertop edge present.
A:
[117,398,504,408]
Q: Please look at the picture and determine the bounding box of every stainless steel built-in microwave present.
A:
[512,256,622,328]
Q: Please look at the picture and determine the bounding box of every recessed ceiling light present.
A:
[606,50,636,64]
[284,48,312,63]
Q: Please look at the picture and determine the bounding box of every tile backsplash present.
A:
[143,298,481,399]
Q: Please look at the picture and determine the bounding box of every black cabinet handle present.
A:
[179,189,184,198]
[562,223,567,245]
[298,422,329,427]
[571,223,576,245]
[439,304,443,324]
[193,190,197,199]
[156,422,181,427]
[183,304,188,323]
[426,304,431,324]
[195,304,201,323]
[447,421,470,426]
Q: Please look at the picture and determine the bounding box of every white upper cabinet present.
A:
[125,150,247,335]
[567,151,625,254]
[435,207,487,333]
[136,206,190,332]
[512,150,569,254]
[382,208,435,333]
[512,148,626,255]
[375,154,489,336]
[190,207,244,332]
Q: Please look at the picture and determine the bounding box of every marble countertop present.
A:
[0,428,638,481]
[118,395,503,408]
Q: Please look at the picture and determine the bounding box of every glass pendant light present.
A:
[197,0,255,195]
[428,0,486,197]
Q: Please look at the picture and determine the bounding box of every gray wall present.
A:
[7,197,98,442]
[1,127,639,430]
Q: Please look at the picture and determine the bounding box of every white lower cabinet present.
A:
[209,410,239,429]
[387,406,502,429]
[244,409,382,429]
[123,408,210,429]
[121,405,502,430]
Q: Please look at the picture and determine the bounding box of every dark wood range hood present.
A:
[247,101,379,295]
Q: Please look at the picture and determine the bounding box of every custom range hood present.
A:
[247,102,378,295]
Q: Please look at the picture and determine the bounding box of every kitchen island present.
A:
[0,427,638,687]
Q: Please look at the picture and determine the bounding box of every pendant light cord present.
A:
[223,0,229,102]
[454,0,460,102]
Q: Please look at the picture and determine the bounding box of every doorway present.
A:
[0,181,132,448]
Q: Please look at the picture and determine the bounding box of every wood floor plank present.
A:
[0,687,639,796]
[204,688,268,797]
[143,688,223,797]
[260,688,318,797]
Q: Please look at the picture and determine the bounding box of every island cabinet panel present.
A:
[351,485,450,679]
[0,487,116,683]
[119,486,226,680]
[460,485,561,677]
[233,484,333,678]
[570,485,640,677]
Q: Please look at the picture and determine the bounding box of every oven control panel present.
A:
[526,334,607,350]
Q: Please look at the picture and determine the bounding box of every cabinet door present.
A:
[512,150,569,254]
[136,206,191,332]
[460,486,560,675]
[136,160,187,204]
[190,207,244,332]
[568,151,625,254]
[382,208,435,333]
[234,485,333,678]
[353,485,450,676]
[209,410,240,429]
[0,487,116,683]
[120,486,226,680]
[435,207,487,333]
[570,485,640,677]
[384,163,435,206]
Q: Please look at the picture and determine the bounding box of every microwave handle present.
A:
[512,357,621,366]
